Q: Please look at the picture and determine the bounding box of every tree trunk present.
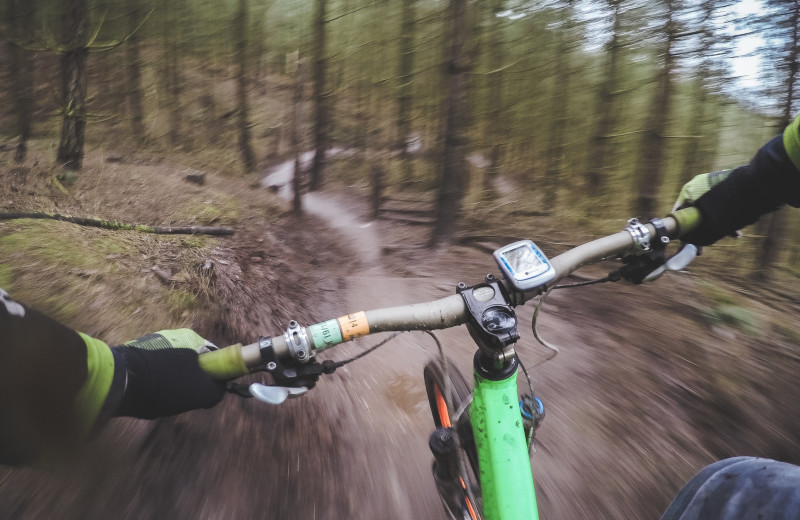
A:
[678,0,718,184]
[754,209,788,281]
[309,0,329,192]
[396,0,416,187]
[161,0,182,147]
[235,0,256,172]
[756,0,798,278]
[7,0,35,164]
[57,0,89,171]
[543,2,574,208]
[585,0,622,200]
[125,0,147,144]
[678,75,712,184]
[371,163,384,220]
[634,0,677,218]
[429,0,471,247]
[292,63,307,214]
[483,0,506,196]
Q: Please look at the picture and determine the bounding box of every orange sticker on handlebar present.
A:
[338,311,369,341]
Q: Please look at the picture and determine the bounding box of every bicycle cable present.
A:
[530,285,559,365]
[529,275,613,366]
[327,331,403,369]
[552,276,611,289]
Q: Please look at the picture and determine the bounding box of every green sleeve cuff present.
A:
[75,333,116,437]
[782,113,800,171]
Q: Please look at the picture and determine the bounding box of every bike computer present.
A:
[493,240,556,291]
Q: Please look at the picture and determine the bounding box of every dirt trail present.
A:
[4,153,800,520]
[259,161,462,518]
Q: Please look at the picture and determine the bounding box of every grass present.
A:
[174,192,242,226]
[697,280,761,335]
[0,264,14,289]
[0,218,213,341]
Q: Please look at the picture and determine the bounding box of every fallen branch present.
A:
[0,212,235,236]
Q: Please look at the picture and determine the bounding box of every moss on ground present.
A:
[175,192,241,225]
[0,219,212,340]
[0,263,14,289]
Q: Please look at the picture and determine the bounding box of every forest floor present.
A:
[2,141,800,519]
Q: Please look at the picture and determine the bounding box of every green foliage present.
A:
[167,288,198,318]
[175,194,241,226]
[181,235,207,249]
[697,282,761,335]
[2,0,797,270]
[702,304,761,335]
[0,264,14,289]
[0,219,216,338]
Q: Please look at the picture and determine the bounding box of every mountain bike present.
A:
[198,207,701,520]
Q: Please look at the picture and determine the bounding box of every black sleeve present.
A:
[685,136,800,245]
[0,290,89,466]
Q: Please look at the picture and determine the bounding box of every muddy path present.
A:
[4,157,800,520]
[0,172,472,519]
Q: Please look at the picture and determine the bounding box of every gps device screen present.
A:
[493,240,555,291]
[504,244,545,275]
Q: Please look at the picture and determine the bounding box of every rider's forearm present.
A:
[693,134,800,236]
[0,290,119,466]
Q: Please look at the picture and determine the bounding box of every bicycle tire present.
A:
[424,359,481,520]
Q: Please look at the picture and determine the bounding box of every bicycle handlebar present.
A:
[198,208,701,381]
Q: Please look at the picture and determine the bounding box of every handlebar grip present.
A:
[669,207,701,237]
[199,343,250,381]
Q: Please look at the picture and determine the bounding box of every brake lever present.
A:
[249,383,309,405]
[642,244,698,283]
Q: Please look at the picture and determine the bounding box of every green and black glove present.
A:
[670,116,800,246]
[670,168,741,246]
[111,329,226,420]
[671,169,734,213]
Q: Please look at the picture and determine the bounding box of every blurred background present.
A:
[1,0,798,264]
[1,0,800,518]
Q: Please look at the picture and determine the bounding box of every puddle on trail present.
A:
[383,373,428,417]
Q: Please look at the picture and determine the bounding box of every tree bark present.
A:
[678,0,719,184]
[756,0,799,278]
[483,0,506,196]
[125,0,147,144]
[543,1,575,208]
[161,0,182,147]
[396,0,416,187]
[0,213,234,236]
[429,0,471,247]
[57,0,89,171]
[235,0,256,172]
[371,163,384,220]
[586,0,622,200]
[309,0,329,192]
[7,0,36,164]
[292,63,307,214]
[634,0,678,218]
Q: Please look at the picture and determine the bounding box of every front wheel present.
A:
[423,359,481,520]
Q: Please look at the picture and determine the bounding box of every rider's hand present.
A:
[670,167,745,246]
[671,169,733,213]
[112,329,226,419]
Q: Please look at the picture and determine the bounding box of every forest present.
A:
[3,1,800,519]
[1,0,798,274]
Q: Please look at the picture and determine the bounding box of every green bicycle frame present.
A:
[471,367,539,519]
[199,210,699,520]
